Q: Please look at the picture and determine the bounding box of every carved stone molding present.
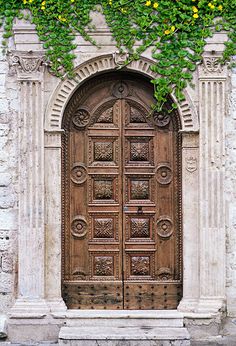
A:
[8,51,47,80]
[45,54,199,132]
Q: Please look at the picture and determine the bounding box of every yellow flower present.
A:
[41,5,45,10]
[218,5,223,10]
[171,26,175,32]
[153,2,158,9]
[193,13,199,18]
[192,6,198,13]
[58,15,67,22]
[164,29,170,35]
[71,0,75,2]
[108,0,112,4]
[42,0,45,4]
[121,8,127,13]
[145,0,151,6]
[208,3,215,9]
[23,0,27,3]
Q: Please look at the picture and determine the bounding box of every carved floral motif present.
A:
[130,107,145,123]
[71,216,88,239]
[97,108,113,123]
[94,180,113,199]
[131,256,150,276]
[130,218,150,238]
[130,142,149,161]
[72,109,90,128]
[70,163,87,184]
[131,180,149,200]
[94,142,113,161]
[94,256,113,276]
[94,218,114,238]
[202,57,223,74]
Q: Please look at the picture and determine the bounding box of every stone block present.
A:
[0,209,17,230]
[0,173,11,187]
[0,231,11,251]
[0,99,8,113]
[0,187,15,209]
[1,252,13,273]
[0,123,9,137]
[0,272,13,293]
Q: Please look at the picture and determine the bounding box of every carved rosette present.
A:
[72,109,90,128]
[70,163,87,184]
[156,217,173,238]
[153,111,170,127]
[71,216,88,239]
[112,81,129,98]
[156,164,173,185]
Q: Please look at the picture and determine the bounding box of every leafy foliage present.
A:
[0,0,235,109]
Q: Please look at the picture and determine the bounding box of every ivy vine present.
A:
[0,0,235,109]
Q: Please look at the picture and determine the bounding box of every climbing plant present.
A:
[0,0,235,109]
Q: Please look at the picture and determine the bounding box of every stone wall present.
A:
[0,31,18,313]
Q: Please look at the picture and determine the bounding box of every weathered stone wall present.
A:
[226,66,236,317]
[0,14,235,344]
[0,31,18,313]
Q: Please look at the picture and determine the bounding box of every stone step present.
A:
[59,326,190,346]
[61,310,185,328]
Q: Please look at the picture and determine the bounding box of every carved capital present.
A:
[199,56,227,79]
[8,51,47,80]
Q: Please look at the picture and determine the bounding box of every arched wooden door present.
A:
[62,73,182,310]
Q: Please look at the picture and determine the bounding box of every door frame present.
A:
[43,54,201,313]
[41,54,226,312]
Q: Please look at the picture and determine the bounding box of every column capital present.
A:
[8,50,47,81]
[198,56,228,79]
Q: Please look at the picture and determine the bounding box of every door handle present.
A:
[137,206,143,214]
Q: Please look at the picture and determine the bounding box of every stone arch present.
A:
[45,54,199,132]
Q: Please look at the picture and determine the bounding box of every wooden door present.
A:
[62,74,182,310]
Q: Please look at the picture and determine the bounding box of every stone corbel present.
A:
[8,50,47,81]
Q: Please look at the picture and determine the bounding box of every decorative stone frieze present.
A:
[197,56,227,313]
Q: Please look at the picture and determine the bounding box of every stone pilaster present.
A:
[44,131,67,313]
[9,51,49,317]
[197,56,227,312]
[178,133,199,312]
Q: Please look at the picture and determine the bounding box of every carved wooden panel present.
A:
[62,74,182,310]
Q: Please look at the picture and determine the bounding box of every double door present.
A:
[62,76,182,309]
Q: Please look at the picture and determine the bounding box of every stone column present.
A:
[178,133,199,312]
[197,56,227,312]
[44,131,66,313]
[9,52,49,316]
